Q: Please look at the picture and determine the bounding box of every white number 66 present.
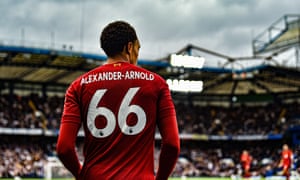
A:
[87,87,146,138]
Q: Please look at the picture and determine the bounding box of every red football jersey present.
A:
[58,62,180,179]
[240,153,252,166]
[282,149,293,166]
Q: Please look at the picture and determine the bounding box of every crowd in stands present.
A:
[1,139,299,178]
[1,93,300,135]
[0,142,46,178]
[172,142,300,178]
[0,94,62,130]
[175,101,300,135]
[0,93,300,178]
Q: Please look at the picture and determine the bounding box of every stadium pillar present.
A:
[0,81,4,94]
[9,82,14,103]
[296,45,299,69]
[42,84,47,100]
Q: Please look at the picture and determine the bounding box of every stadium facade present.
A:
[0,14,300,179]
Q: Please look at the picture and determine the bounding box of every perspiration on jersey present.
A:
[61,62,179,179]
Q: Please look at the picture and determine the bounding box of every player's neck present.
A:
[106,54,129,64]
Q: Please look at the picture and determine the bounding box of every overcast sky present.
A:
[0,0,299,68]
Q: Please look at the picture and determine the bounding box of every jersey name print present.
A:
[80,70,155,85]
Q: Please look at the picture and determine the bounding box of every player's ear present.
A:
[126,42,133,54]
[123,42,131,55]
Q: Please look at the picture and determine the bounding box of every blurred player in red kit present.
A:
[240,150,252,178]
[56,21,180,180]
[279,144,293,180]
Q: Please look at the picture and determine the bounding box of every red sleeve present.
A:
[56,84,82,179]
[156,81,180,180]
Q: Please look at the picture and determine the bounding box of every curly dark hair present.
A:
[100,21,138,57]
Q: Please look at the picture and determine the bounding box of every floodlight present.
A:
[166,79,203,92]
[170,54,205,68]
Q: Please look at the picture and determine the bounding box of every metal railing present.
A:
[252,14,300,55]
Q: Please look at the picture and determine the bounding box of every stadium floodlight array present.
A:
[168,54,205,92]
[166,79,203,92]
[170,54,205,69]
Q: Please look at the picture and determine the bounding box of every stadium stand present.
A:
[0,14,299,179]
[1,93,300,135]
[0,92,300,178]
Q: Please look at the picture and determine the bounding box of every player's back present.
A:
[72,62,171,179]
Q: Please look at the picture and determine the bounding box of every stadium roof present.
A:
[0,45,169,85]
[253,14,300,55]
[0,44,300,104]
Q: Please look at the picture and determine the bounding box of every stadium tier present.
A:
[0,93,300,136]
[1,87,300,178]
[1,46,300,179]
[1,14,300,179]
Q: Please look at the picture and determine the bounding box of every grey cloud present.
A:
[0,0,299,63]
